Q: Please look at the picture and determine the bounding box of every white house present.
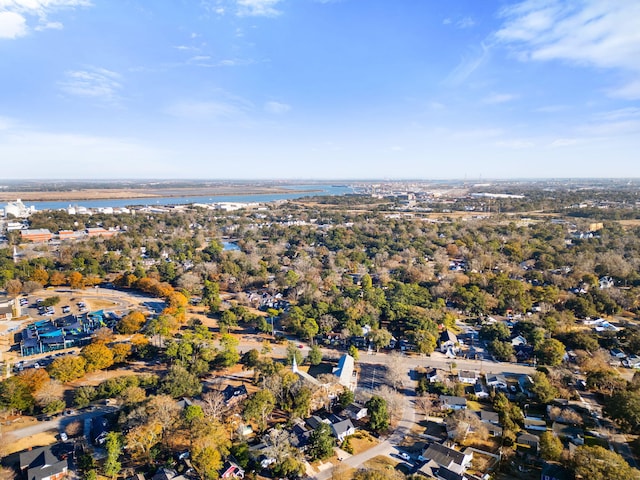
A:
[440,395,467,410]
[457,370,478,384]
[486,374,508,390]
[420,443,473,475]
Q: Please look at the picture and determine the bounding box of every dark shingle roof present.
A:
[423,443,467,468]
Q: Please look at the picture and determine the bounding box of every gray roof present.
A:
[440,330,458,344]
[331,418,355,437]
[423,443,467,468]
[20,446,68,480]
[440,395,467,406]
[478,410,499,424]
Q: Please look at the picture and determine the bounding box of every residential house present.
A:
[421,443,473,475]
[473,383,489,399]
[514,345,534,363]
[330,417,356,443]
[511,335,527,346]
[221,385,249,406]
[485,375,508,390]
[517,432,540,451]
[610,348,627,359]
[440,395,467,411]
[440,330,458,355]
[426,368,442,383]
[457,370,478,384]
[541,463,570,480]
[552,422,584,445]
[524,417,547,432]
[623,355,640,369]
[152,468,188,480]
[220,460,245,479]
[91,416,110,445]
[19,446,69,480]
[599,276,614,289]
[343,403,368,420]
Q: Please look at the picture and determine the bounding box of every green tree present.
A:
[366,396,389,432]
[286,341,303,366]
[103,432,123,479]
[219,309,238,333]
[530,371,558,404]
[605,390,640,433]
[573,445,640,480]
[308,422,336,460]
[536,338,566,366]
[0,376,34,413]
[540,431,563,461]
[307,345,323,365]
[243,389,276,431]
[348,345,359,361]
[338,389,355,408]
[368,328,393,352]
[160,365,203,398]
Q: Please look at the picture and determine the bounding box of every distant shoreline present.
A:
[0,186,320,202]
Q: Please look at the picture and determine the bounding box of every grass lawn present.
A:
[345,431,378,455]
[466,400,482,411]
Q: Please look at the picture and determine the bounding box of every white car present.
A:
[400,452,411,461]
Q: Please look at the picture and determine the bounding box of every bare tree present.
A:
[198,391,227,422]
[385,352,407,390]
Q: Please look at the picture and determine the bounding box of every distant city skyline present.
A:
[1,0,639,179]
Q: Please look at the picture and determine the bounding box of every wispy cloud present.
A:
[264,101,290,114]
[236,0,282,17]
[59,67,122,103]
[0,0,90,39]
[482,93,518,105]
[495,0,640,98]
[608,79,640,101]
[457,16,475,29]
[444,42,490,86]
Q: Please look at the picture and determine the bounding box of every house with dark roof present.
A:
[151,468,188,480]
[473,382,489,399]
[440,395,467,410]
[541,463,570,480]
[440,330,458,355]
[19,446,69,480]
[517,432,540,451]
[421,443,473,475]
[221,385,248,406]
[343,403,368,420]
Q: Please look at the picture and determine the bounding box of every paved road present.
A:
[6,406,119,441]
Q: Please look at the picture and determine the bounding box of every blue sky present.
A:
[1,0,639,180]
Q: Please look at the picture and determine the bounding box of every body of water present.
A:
[26,184,353,211]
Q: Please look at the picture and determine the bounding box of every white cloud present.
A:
[0,10,26,38]
[482,93,518,104]
[59,67,122,102]
[457,17,475,29]
[0,0,90,38]
[608,79,640,100]
[34,20,63,30]
[550,138,580,147]
[236,0,282,17]
[264,101,290,114]
[495,0,640,74]
[445,42,490,86]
